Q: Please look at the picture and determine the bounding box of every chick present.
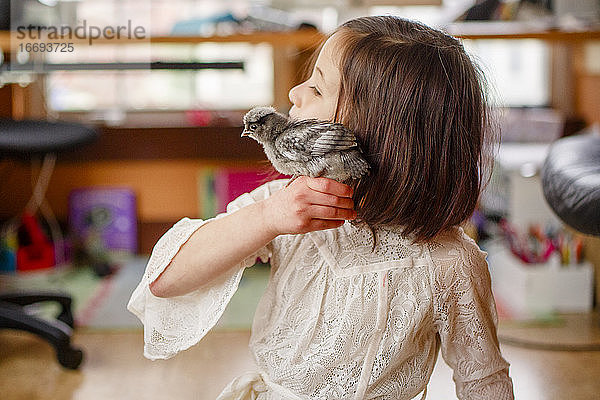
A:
[242,106,370,186]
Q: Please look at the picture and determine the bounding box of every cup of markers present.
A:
[498,219,584,266]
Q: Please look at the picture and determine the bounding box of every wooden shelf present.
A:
[149,30,324,46]
[2,25,599,52]
[455,30,600,41]
[448,22,600,41]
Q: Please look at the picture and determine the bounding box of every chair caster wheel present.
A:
[57,347,84,370]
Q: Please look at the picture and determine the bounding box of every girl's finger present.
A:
[305,177,353,198]
[308,204,357,220]
[307,190,354,210]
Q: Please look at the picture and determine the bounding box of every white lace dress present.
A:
[128,179,514,400]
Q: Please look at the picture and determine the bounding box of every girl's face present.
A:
[288,33,341,122]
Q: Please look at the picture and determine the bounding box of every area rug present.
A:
[0,257,271,332]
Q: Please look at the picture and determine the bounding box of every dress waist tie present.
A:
[216,370,305,400]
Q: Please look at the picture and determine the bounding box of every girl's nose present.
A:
[288,84,301,108]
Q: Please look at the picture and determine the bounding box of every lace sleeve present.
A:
[127,179,288,361]
[428,228,514,400]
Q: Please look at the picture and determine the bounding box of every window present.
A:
[46,43,273,112]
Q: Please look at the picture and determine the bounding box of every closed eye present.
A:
[309,86,321,96]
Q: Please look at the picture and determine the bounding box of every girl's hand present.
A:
[261,176,356,236]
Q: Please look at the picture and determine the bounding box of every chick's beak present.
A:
[241,130,251,137]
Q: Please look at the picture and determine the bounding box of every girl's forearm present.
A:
[148,176,354,298]
[149,200,277,298]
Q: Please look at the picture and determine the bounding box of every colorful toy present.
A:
[16,212,55,271]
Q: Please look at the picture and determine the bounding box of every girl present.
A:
[128,16,514,400]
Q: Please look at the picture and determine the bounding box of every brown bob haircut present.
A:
[304,16,498,245]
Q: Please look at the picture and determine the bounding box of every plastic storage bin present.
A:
[487,244,594,319]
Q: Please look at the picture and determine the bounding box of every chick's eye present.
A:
[309,86,321,96]
[250,124,257,130]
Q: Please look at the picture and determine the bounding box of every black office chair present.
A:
[0,118,98,369]
[542,132,600,237]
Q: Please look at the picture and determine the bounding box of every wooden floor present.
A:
[2,317,600,400]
